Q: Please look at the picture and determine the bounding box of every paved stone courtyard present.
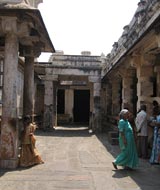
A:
[0,125,160,190]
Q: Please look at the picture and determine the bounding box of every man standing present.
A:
[135,104,148,159]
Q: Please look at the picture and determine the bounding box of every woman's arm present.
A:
[120,132,127,145]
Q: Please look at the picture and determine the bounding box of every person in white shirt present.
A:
[135,104,148,159]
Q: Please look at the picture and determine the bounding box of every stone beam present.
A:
[50,68,101,76]
[0,0,23,3]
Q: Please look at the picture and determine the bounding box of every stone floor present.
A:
[0,125,160,190]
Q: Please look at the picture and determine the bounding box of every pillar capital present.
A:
[19,45,41,58]
[129,53,156,68]
[88,76,101,83]
[125,54,139,68]
[1,17,17,34]
[118,67,135,78]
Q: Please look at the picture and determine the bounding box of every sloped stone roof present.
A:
[0,0,34,9]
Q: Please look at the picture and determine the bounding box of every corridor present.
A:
[0,125,160,190]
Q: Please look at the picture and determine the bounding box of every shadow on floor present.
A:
[35,124,92,137]
[96,132,160,190]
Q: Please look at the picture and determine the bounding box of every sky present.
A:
[38,0,140,61]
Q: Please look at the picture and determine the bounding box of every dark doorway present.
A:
[73,90,90,124]
[57,89,65,114]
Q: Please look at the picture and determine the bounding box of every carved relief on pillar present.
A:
[0,118,18,159]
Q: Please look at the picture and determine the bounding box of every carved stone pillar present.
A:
[53,81,58,127]
[101,81,112,116]
[0,18,19,168]
[105,82,112,115]
[154,65,160,97]
[23,56,34,118]
[111,77,121,116]
[100,81,112,130]
[65,89,74,123]
[120,69,136,112]
[130,54,155,112]
[137,64,153,109]
[89,76,101,132]
[43,74,58,129]
[44,80,53,130]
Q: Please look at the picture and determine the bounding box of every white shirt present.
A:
[135,110,148,136]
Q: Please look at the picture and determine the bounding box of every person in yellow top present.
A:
[19,115,44,167]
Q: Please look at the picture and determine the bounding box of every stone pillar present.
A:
[100,81,112,131]
[43,74,58,130]
[65,89,74,122]
[120,69,136,112]
[111,77,121,115]
[23,56,34,118]
[89,76,101,132]
[129,54,155,113]
[154,65,160,98]
[105,82,112,115]
[0,18,19,168]
[53,81,58,126]
[137,64,153,109]
[44,80,53,130]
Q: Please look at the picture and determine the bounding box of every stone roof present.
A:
[0,0,34,9]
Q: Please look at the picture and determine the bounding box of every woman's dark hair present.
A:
[140,104,146,111]
[152,101,159,116]
[153,100,158,106]
[23,115,31,123]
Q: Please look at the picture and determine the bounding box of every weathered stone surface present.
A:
[0,0,23,4]
[0,126,160,190]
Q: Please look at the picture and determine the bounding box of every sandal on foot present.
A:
[112,162,118,169]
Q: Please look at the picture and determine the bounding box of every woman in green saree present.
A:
[112,109,139,170]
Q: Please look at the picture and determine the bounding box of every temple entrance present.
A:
[57,89,65,114]
[73,90,90,124]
